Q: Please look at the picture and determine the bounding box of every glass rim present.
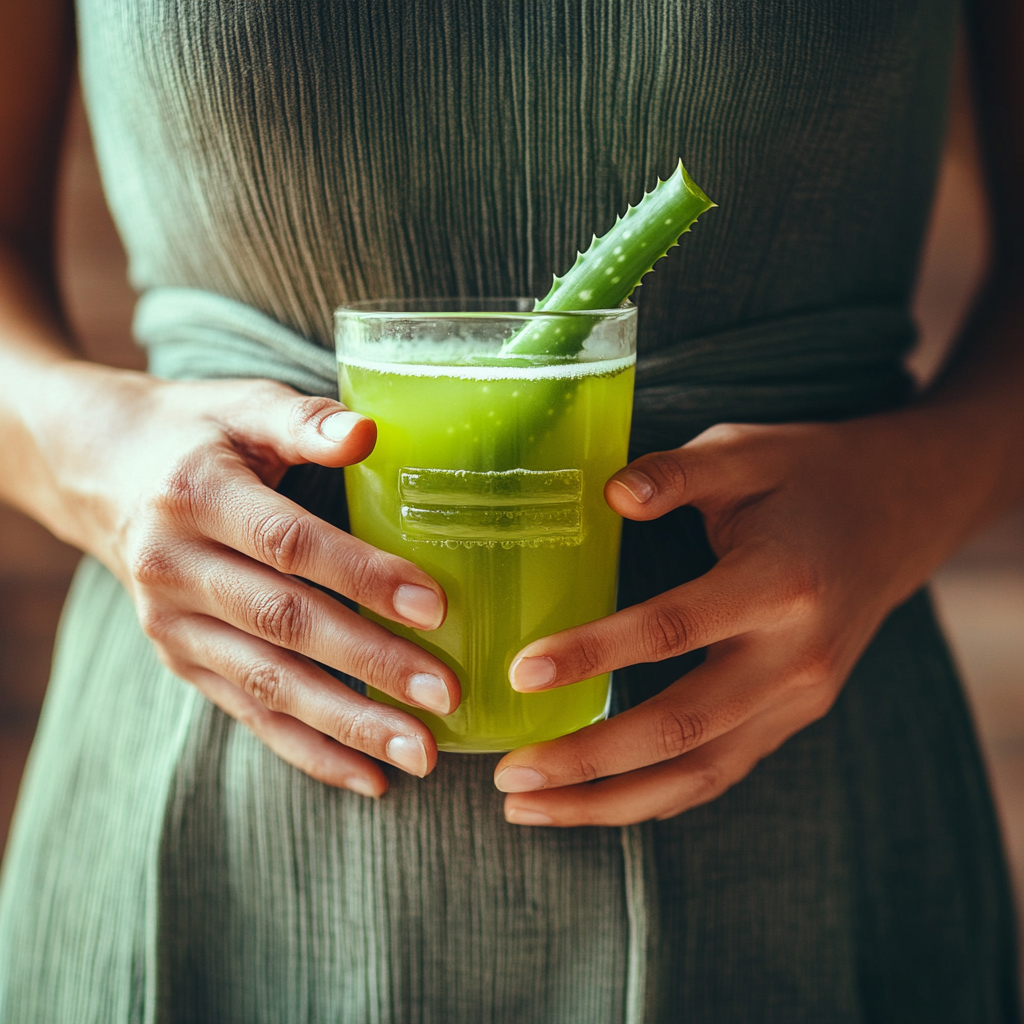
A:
[334,296,635,320]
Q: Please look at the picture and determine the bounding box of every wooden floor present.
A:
[1,84,1023,958]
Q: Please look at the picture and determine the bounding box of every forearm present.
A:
[919,0,1024,539]
[917,271,1024,517]
[867,272,1024,580]
[0,236,94,525]
[0,0,81,513]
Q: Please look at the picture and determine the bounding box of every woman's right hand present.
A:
[19,359,460,797]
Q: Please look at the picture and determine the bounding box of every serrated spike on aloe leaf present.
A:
[502,161,715,356]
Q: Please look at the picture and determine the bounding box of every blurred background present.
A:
[1,58,1023,945]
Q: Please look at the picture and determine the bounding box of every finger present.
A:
[162,613,439,777]
[502,688,823,827]
[604,423,762,521]
[175,544,460,715]
[217,384,379,471]
[497,636,821,791]
[187,666,387,796]
[159,462,448,631]
[509,546,801,691]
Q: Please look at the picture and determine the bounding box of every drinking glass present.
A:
[336,298,637,752]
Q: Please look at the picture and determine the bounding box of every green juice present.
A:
[340,353,635,752]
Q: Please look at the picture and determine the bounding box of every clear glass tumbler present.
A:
[335,298,637,752]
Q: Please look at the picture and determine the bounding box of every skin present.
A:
[1,2,1022,822]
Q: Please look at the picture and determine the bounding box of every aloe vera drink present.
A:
[336,301,636,752]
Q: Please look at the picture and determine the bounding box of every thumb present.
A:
[605,444,719,520]
[220,383,377,471]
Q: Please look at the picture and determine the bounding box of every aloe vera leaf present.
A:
[502,160,715,356]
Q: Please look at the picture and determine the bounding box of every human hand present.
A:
[493,416,966,825]
[25,362,461,796]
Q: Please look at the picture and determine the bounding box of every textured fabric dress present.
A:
[0,2,1019,1021]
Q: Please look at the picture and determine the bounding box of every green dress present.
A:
[0,2,1018,1021]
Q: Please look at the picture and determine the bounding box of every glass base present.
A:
[435,704,610,754]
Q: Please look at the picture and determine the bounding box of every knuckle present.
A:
[238,659,287,710]
[251,588,307,647]
[688,763,728,804]
[780,559,826,617]
[248,510,309,573]
[289,396,337,434]
[232,698,274,734]
[129,538,181,590]
[339,546,393,600]
[330,705,380,752]
[657,765,731,821]
[135,598,175,642]
[644,451,689,494]
[566,746,601,783]
[644,602,696,660]
[656,704,706,759]
[787,642,838,692]
[358,640,404,689]
[565,631,603,679]
[152,453,206,522]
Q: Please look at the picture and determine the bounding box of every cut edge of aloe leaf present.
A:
[501,160,715,356]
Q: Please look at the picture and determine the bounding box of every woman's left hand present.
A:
[493,413,972,826]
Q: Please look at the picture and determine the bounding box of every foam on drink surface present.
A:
[338,352,635,381]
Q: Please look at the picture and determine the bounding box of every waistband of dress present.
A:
[135,287,915,451]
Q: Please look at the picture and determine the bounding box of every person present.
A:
[0,1,1021,1020]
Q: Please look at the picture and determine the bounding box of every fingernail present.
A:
[394,584,444,630]
[345,776,380,798]
[320,411,363,442]
[510,655,556,692]
[612,470,654,503]
[407,672,451,716]
[505,806,553,826]
[495,765,547,793]
[386,735,428,777]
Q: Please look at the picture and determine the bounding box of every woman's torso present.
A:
[78,0,954,356]
[7,6,1014,1024]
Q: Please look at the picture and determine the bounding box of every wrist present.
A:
[850,395,1012,584]
[1,359,156,549]
[0,348,74,514]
